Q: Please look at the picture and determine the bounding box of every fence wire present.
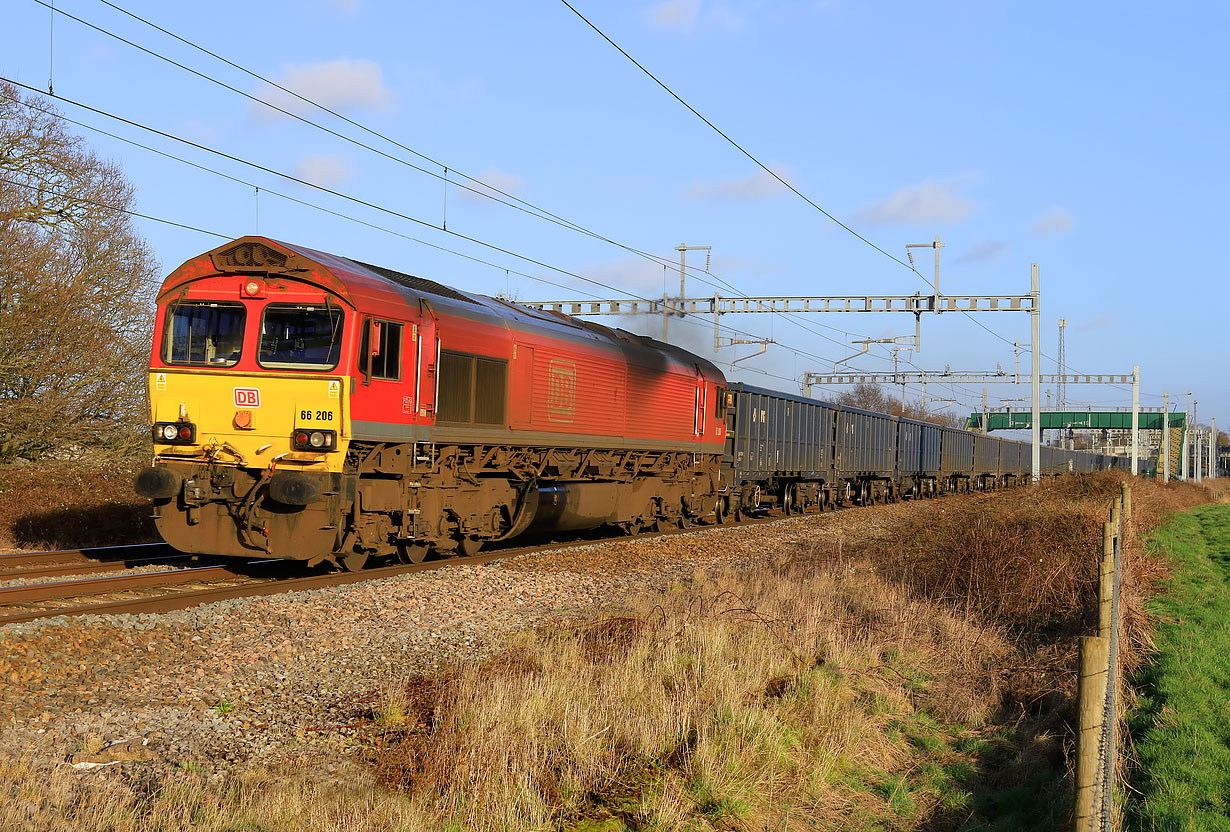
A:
[1087,504,1124,832]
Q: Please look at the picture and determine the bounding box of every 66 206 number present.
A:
[299,409,334,421]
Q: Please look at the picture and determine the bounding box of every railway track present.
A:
[0,497,905,627]
[0,542,173,570]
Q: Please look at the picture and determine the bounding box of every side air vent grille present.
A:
[436,350,508,425]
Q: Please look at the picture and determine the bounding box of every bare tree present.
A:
[831,382,964,428]
[0,82,158,461]
[832,383,894,414]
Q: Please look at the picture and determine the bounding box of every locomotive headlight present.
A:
[292,429,336,452]
[154,422,195,444]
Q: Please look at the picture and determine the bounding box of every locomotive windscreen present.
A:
[162,301,245,367]
[258,303,344,370]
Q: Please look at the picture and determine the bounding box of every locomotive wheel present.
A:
[340,552,369,572]
[677,514,693,530]
[712,496,727,525]
[458,536,484,557]
[396,542,430,564]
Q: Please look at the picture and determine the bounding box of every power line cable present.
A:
[0,76,658,303]
[2,85,884,382]
[14,6,998,402]
[1,175,228,238]
[38,0,782,303]
[41,0,901,369]
[53,0,989,391]
[556,0,1111,400]
[557,0,920,275]
[0,90,616,300]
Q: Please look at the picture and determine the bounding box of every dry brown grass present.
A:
[1,472,1213,831]
[854,472,1209,637]
[0,459,156,550]
[0,558,1009,832]
[366,560,1007,830]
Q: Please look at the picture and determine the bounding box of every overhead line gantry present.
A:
[523,261,1052,481]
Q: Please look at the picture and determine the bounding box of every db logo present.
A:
[233,387,261,408]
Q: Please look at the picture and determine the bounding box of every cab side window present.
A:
[359,319,404,381]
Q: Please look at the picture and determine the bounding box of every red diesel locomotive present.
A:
[134,237,729,569]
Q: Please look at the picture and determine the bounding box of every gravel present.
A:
[0,502,908,781]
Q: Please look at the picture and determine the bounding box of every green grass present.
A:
[1126,504,1230,831]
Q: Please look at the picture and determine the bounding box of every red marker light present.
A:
[295,432,309,446]
[178,425,193,440]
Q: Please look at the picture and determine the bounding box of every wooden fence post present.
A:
[1075,635,1110,831]
[1121,482,1132,526]
[1099,522,1114,639]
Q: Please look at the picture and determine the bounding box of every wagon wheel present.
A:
[645,501,667,533]
[781,486,794,516]
[712,495,727,525]
[623,520,643,536]
[340,551,369,572]
[395,541,431,564]
[677,513,693,529]
[458,536,484,557]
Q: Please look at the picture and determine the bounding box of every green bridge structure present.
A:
[965,409,1186,432]
[965,409,1188,478]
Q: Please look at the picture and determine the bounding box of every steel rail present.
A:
[0,564,253,604]
[0,552,510,625]
[0,556,194,581]
[0,543,172,569]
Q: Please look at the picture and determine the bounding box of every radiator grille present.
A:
[437,351,507,425]
[437,351,473,423]
[475,358,507,425]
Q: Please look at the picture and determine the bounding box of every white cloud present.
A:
[853,178,974,226]
[457,168,524,204]
[573,257,668,295]
[1031,206,1074,236]
[291,154,352,188]
[685,165,794,201]
[954,240,1006,264]
[645,0,744,33]
[648,0,702,30]
[249,59,393,122]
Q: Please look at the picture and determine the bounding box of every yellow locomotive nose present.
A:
[149,371,348,472]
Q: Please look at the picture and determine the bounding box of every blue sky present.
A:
[4,0,1226,429]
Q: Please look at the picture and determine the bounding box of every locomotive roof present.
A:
[160,236,725,381]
